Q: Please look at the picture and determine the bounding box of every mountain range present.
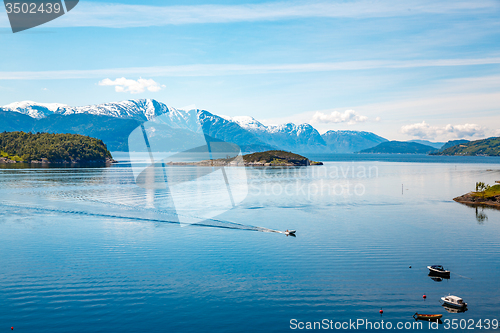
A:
[0,99,389,153]
[3,99,478,155]
[359,141,439,154]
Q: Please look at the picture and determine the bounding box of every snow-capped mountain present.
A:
[1,99,387,153]
[221,115,268,131]
[2,99,171,121]
[322,130,388,153]
[2,101,68,119]
[223,115,328,152]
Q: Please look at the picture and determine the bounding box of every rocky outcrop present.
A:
[453,192,500,208]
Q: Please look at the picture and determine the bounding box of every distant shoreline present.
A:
[0,157,116,165]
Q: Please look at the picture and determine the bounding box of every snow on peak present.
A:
[3,101,68,111]
[221,115,266,129]
[2,101,68,119]
[1,99,323,140]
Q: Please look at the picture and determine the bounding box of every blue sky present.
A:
[1,0,500,141]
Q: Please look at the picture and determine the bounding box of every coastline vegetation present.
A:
[0,131,113,163]
[0,150,24,162]
[454,182,500,208]
[472,182,500,198]
[433,137,500,156]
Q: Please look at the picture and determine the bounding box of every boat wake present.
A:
[450,272,472,280]
[0,168,288,234]
[0,198,283,234]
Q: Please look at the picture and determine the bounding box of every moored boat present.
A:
[413,313,443,321]
[427,265,450,276]
[441,295,467,309]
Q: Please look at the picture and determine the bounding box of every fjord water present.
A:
[1,155,500,332]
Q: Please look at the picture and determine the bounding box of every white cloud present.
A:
[2,58,500,81]
[311,110,368,125]
[0,1,493,28]
[98,77,165,94]
[401,121,485,139]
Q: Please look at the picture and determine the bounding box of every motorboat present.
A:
[413,313,443,321]
[427,265,450,277]
[441,295,467,309]
[428,265,449,274]
[285,230,296,235]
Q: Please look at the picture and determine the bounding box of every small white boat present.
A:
[441,295,467,309]
[427,265,450,276]
[285,230,296,235]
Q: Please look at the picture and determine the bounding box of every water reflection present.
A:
[428,272,450,282]
[442,304,468,313]
[414,317,443,324]
[475,207,488,224]
[457,203,497,224]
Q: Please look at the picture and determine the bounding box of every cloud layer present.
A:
[311,110,368,125]
[0,0,495,28]
[2,58,500,81]
[401,121,485,139]
[98,78,165,94]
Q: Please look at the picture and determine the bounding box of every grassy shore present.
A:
[471,184,500,198]
[454,183,500,208]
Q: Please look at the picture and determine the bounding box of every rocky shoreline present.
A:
[453,192,500,208]
[0,157,116,165]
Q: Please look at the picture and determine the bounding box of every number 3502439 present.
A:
[5,2,62,14]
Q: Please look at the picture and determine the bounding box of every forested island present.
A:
[167,150,323,167]
[0,131,114,164]
[242,150,323,166]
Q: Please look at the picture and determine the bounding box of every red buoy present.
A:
[11,327,14,330]
[423,294,427,299]
[379,309,383,314]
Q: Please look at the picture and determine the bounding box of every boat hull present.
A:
[441,299,467,309]
[413,313,443,321]
[427,266,450,276]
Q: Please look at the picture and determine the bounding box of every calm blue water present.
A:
[1,154,499,332]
